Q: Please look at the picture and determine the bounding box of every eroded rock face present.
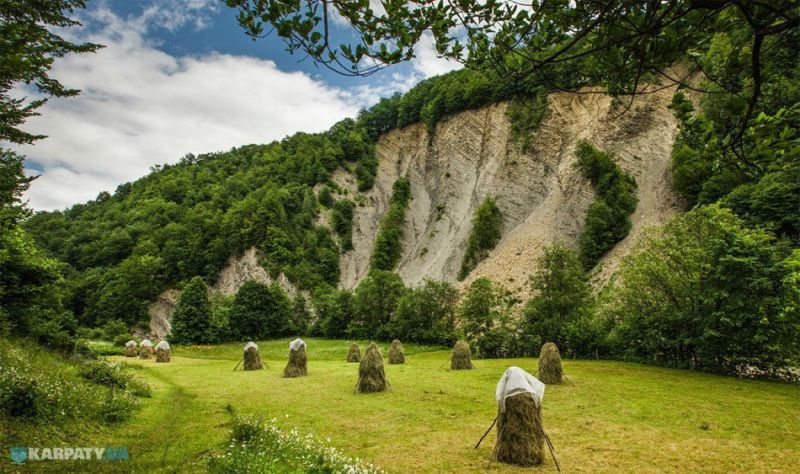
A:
[148,248,307,339]
[342,88,681,299]
[148,289,179,340]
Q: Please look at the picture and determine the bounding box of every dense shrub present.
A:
[371,177,411,271]
[0,340,141,424]
[78,359,151,397]
[170,277,213,344]
[209,416,384,473]
[576,142,638,269]
[228,281,292,341]
[459,197,503,280]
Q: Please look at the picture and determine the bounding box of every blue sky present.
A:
[14,0,460,211]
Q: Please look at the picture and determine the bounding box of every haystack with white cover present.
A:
[243,341,263,370]
[139,339,154,359]
[283,338,307,377]
[155,341,171,363]
[493,367,546,466]
[124,340,137,357]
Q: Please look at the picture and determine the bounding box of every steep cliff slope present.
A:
[342,86,681,298]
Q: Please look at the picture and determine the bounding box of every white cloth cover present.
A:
[495,366,545,412]
[289,338,306,351]
[125,340,137,347]
[155,341,170,350]
[140,339,153,347]
[244,341,258,352]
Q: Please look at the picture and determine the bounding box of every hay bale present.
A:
[283,338,307,377]
[493,367,546,466]
[139,339,153,359]
[388,339,405,364]
[155,341,171,363]
[494,392,545,466]
[243,342,263,371]
[124,340,138,357]
[537,342,563,384]
[356,342,387,393]
[451,340,473,370]
[347,343,361,363]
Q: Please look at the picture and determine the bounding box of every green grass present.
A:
[2,338,799,473]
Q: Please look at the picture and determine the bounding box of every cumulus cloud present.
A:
[14,3,361,211]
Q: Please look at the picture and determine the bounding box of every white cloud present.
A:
[13,3,362,211]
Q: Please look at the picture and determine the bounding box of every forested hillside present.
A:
[7,0,800,377]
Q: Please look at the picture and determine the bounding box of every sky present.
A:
[11,0,461,211]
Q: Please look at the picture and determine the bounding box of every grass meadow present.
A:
[2,338,799,473]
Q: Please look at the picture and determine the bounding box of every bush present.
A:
[101,319,130,346]
[99,388,138,423]
[78,359,151,397]
[371,177,411,271]
[576,142,638,269]
[209,416,384,473]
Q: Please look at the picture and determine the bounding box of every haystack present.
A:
[124,340,138,357]
[537,342,563,384]
[139,339,154,359]
[388,339,405,364]
[347,343,361,363]
[155,341,171,363]
[243,342,263,371]
[356,342,387,393]
[451,340,473,370]
[283,338,307,377]
[493,367,546,466]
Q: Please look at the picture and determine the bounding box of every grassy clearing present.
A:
[2,338,799,473]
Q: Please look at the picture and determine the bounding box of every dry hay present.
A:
[347,343,361,363]
[494,392,545,466]
[283,345,307,377]
[537,342,563,384]
[124,340,137,357]
[388,339,405,364]
[155,341,171,363]
[243,342,263,371]
[451,340,473,370]
[139,340,153,359]
[356,342,387,393]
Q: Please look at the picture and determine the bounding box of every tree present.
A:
[290,293,311,335]
[458,277,519,357]
[460,197,503,280]
[348,270,406,339]
[170,277,213,344]
[227,1,800,151]
[314,287,353,338]
[228,280,291,341]
[606,205,800,373]
[523,244,592,354]
[1,0,102,144]
[391,279,458,345]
